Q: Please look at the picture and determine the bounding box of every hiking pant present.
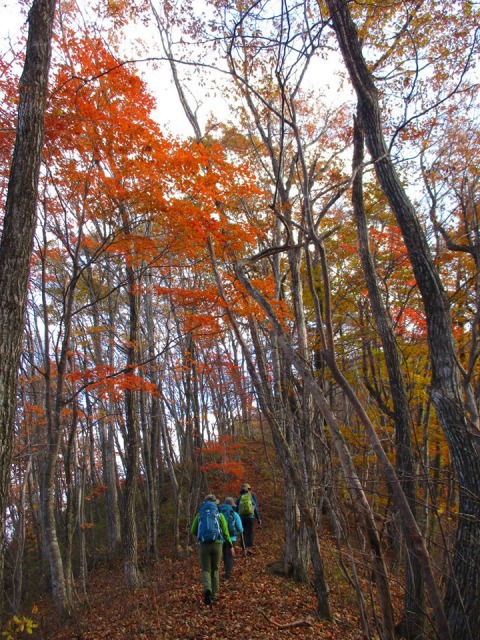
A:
[222,540,236,578]
[199,541,223,598]
[241,516,255,547]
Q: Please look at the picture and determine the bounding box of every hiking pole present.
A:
[240,532,248,560]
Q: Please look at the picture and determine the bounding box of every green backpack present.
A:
[238,492,254,517]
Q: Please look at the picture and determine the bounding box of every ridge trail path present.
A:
[42,462,362,639]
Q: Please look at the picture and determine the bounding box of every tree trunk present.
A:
[325,2,480,637]
[105,416,121,555]
[141,271,161,557]
[0,0,56,617]
[285,109,396,635]
[39,450,73,618]
[270,424,310,582]
[37,203,81,617]
[12,458,32,612]
[352,115,424,639]
[77,457,88,596]
[63,403,79,605]
[121,217,142,590]
[84,260,121,555]
[105,282,122,554]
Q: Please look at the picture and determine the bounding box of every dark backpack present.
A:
[238,492,254,517]
[197,501,222,543]
[219,504,236,537]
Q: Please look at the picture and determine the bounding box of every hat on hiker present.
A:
[204,494,219,504]
[225,497,235,506]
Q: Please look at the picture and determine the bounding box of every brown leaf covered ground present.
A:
[36,451,398,639]
[41,529,364,639]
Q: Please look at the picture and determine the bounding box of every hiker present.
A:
[219,497,244,579]
[236,483,261,550]
[191,493,235,606]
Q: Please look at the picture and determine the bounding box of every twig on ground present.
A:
[260,610,313,629]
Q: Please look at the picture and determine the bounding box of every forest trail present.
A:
[40,445,363,640]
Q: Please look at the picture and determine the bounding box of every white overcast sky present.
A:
[0,1,218,138]
[1,1,26,43]
[1,1,347,140]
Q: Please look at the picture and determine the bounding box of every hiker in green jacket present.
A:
[191,494,234,606]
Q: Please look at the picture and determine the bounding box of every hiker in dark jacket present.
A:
[219,497,243,579]
[191,494,234,605]
[235,483,261,550]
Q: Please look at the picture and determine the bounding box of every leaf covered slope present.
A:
[41,455,369,640]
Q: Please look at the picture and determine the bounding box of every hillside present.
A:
[36,450,369,640]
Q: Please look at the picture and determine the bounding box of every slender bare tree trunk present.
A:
[77,454,88,596]
[261,331,310,582]
[37,202,83,617]
[280,483,309,581]
[84,261,121,555]
[63,401,79,604]
[105,284,122,554]
[121,211,142,590]
[141,271,161,557]
[12,458,32,612]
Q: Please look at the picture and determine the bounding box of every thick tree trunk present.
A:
[325,2,480,637]
[0,0,56,617]
[270,424,310,582]
[39,450,73,618]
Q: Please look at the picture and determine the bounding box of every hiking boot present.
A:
[204,589,212,605]
[211,596,218,606]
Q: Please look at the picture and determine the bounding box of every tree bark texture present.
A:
[0,0,56,617]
